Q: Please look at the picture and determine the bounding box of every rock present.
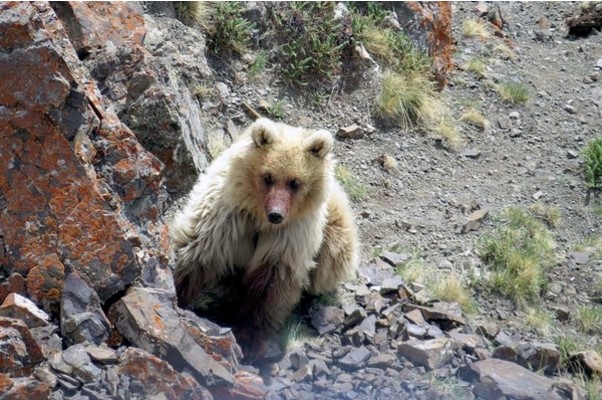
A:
[404,302,466,328]
[446,331,485,353]
[29,324,62,359]
[475,320,500,339]
[357,315,377,338]
[569,350,602,376]
[366,352,397,369]
[337,124,363,139]
[337,347,372,371]
[0,293,50,328]
[359,259,395,286]
[60,273,110,346]
[397,338,456,370]
[0,374,49,400]
[0,317,45,377]
[110,286,236,389]
[460,209,489,233]
[0,1,169,313]
[532,190,545,200]
[310,306,345,335]
[517,342,561,374]
[116,347,213,399]
[84,345,119,365]
[567,149,580,159]
[461,149,481,159]
[550,305,570,322]
[381,251,411,267]
[568,251,590,266]
[343,304,368,328]
[53,2,212,193]
[56,344,102,384]
[379,276,404,294]
[563,104,577,114]
[498,117,512,130]
[458,359,567,400]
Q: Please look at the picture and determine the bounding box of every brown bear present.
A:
[170,118,358,349]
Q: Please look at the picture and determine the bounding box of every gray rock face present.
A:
[60,273,110,346]
[110,286,234,387]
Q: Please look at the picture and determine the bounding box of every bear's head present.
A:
[232,118,334,227]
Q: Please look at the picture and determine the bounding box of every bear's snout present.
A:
[264,185,291,224]
[267,212,284,224]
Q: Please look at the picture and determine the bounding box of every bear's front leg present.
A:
[236,263,302,360]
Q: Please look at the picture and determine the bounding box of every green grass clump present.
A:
[478,207,556,305]
[497,81,530,105]
[461,108,488,131]
[583,138,602,190]
[466,57,487,78]
[376,71,442,129]
[208,2,255,55]
[272,2,351,89]
[335,165,367,202]
[248,50,269,77]
[462,19,491,39]
[576,305,602,335]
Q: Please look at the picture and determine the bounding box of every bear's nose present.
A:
[267,212,284,224]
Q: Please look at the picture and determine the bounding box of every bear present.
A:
[170,117,359,351]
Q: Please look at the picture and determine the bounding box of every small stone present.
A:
[381,251,411,267]
[0,293,50,329]
[566,149,580,159]
[357,315,377,338]
[550,305,570,322]
[569,350,602,376]
[461,149,481,159]
[563,104,577,114]
[446,331,485,352]
[337,124,363,139]
[398,338,456,370]
[338,347,371,371]
[406,323,427,339]
[380,276,404,294]
[518,342,560,374]
[343,305,367,328]
[85,345,118,364]
[311,306,345,335]
[498,117,512,131]
[509,128,523,138]
[531,190,545,200]
[508,111,520,120]
[467,208,489,222]
[366,352,397,369]
[569,251,590,265]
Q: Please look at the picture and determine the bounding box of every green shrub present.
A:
[272,2,351,89]
[583,137,602,190]
[208,2,255,55]
[478,207,555,305]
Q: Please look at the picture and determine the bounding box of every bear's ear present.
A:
[251,118,277,148]
[306,129,333,158]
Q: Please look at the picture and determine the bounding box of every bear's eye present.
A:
[288,178,301,191]
[263,173,274,186]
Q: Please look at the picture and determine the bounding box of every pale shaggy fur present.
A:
[171,118,359,333]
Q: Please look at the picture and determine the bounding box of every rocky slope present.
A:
[0,2,600,400]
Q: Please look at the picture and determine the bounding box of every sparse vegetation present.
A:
[525,308,551,336]
[248,50,269,77]
[576,305,602,335]
[556,335,582,368]
[272,2,351,89]
[461,108,488,131]
[466,57,487,78]
[497,81,530,104]
[431,273,477,314]
[462,19,491,39]
[376,71,442,129]
[208,2,255,55]
[529,203,561,228]
[434,117,462,149]
[478,207,556,305]
[335,164,367,202]
[583,137,602,190]
[264,100,286,119]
